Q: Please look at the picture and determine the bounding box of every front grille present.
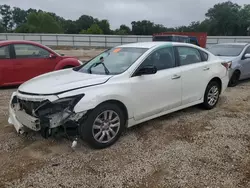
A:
[18,99,45,116]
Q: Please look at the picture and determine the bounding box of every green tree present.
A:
[3,1,250,36]
[63,20,78,34]
[237,5,250,35]
[12,7,27,27]
[153,24,167,33]
[97,19,111,34]
[205,1,241,35]
[0,4,13,31]
[0,20,4,32]
[16,12,63,33]
[114,29,127,35]
[76,15,95,33]
[80,24,103,34]
[114,25,131,35]
[119,24,131,34]
[131,20,154,35]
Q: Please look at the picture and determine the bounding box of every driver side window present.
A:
[14,44,50,59]
[140,46,176,71]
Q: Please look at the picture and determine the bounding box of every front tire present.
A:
[202,81,220,110]
[80,103,125,149]
[228,70,240,87]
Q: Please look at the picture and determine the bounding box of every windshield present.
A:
[208,44,245,56]
[76,47,148,75]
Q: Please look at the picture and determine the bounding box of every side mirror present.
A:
[135,65,157,76]
[61,53,65,56]
[49,54,57,59]
[243,53,250,59]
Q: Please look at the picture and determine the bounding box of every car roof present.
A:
[0,40,42,46]
[117,42,198,49]
[213,42,249,46]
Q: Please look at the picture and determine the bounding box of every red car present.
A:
[0,40,82,87]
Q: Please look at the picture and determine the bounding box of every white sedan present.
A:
[8,42,230,149]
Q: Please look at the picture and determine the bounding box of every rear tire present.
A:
[228,70,240,87]
[80,103,125,149]
[202,81,220,110]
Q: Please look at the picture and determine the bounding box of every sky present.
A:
[1,0,249,29]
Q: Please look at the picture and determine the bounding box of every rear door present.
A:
[11,43,59,83]
[175,46,210,105]
[0,45,14,86]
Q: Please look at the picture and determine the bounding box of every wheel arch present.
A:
[233,69,241,77]
[208,77,222,94]
[54,58,79,70]
[95,100,129,122]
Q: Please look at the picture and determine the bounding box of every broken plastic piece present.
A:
[71,137,78,148]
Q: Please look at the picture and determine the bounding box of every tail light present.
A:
[221,61,232,70]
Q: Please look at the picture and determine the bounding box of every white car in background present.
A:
[8,42,230,149]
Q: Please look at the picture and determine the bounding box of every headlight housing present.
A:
[53,94,85,111]
[35,94,84,117]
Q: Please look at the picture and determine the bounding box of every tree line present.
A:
[0,1,250,36]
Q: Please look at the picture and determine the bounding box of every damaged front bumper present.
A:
[8,104,40,134]
[8,91,87,138]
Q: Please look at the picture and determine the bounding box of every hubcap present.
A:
[207,86,219,106]
[92,110,120,144]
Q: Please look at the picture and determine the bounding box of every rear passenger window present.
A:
[177,47,202,66]
[0,45,10,59]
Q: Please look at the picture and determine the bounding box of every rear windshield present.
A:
[208,44,245,56]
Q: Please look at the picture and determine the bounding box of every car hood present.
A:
[18,69,112,95]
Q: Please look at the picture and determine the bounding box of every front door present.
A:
[0,45,14,86]
[11,43,58,83]
[130,46,182,121]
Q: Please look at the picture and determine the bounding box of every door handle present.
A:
[203,67,210,71]
[171,75,181,79]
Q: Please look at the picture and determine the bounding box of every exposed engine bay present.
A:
[10,93,87,141]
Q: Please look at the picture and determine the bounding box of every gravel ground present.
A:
[1,53,250,187]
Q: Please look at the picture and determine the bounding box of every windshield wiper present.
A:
[87,62,110,75]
